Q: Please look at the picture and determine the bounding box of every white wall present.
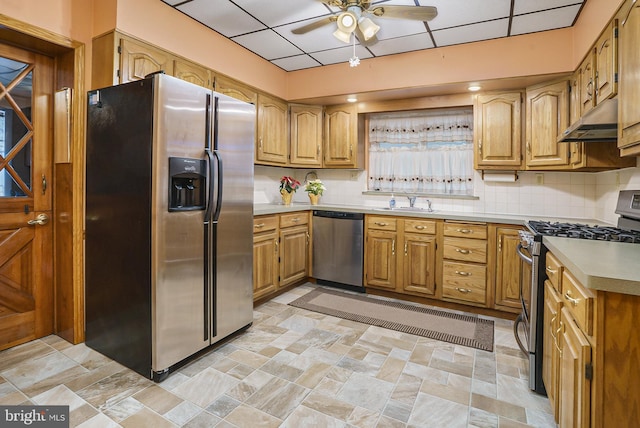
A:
[255,162,640,225]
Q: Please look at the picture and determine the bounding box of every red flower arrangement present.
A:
[279,176,301,193]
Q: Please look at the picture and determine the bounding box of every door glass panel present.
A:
[0,58,33,198]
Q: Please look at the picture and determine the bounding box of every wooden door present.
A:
[618,1,640,152]
[543,282,563,422]
[365,229,396,290]
[119,36,174,83]
[402,233,436,296]
[494,227,523,310]
[473,92,522,169]
[578,51,595,116]
[279,225,309,288]
[324,104,357,168]
[0,44,54,350]
[595,20,618,103]
[256,93,288,165]
[290,104,323,167]
[253,229,278,300]
[174,58,212,89]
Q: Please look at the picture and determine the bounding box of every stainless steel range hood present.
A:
[557,97,618,143]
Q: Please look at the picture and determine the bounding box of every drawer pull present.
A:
[546,266,557,274]
[254,223,265,229]
[414,225,425,230]
[291,218,300,223]
[455,248,471,254]
[375,222,389,226]
[564,290,580,306]
[456,228,472,234]
[456,287,472,294]
[455,270,471,276]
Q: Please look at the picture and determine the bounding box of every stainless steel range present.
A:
[515,190,640,395]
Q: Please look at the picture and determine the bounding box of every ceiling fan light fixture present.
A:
[358,17,380,41]
[333,28,353,43]
[334,11,358,43]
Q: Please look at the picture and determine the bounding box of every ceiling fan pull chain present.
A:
[349,35,360,67]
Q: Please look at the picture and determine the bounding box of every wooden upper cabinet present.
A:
[577,50,596,117]
[569,70,581,126]
[525,80,570,169]
[595,19,618,103]
[257,93,288,165]
[324,103,358,168]
[473,92,522,169]
[214,75,257,104]
[174,59,212,89]
[290,104,323,168]
[119,36,174,83]
[618,0,640,154]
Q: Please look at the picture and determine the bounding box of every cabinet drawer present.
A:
[444,222,487,239]
[442,261,487,304]
[404,219,436,235]
[367,216,397,231]
[253,215,278,233]
[443,237,487,263]
[546,252,564,293]
[280,212,308,228]
[561,270,594,336]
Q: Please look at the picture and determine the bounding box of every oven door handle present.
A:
[517,243,533,265]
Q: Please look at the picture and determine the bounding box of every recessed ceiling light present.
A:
[468,85,481,92]
[347,96,358,102]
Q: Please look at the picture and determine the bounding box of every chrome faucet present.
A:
[425,199,433,212]
[407,195,417,207]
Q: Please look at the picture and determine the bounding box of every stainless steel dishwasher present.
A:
[312,210,364,291]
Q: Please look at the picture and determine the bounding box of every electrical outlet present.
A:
[535,173,544,185]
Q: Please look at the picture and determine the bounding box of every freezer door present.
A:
[152,75,210,372]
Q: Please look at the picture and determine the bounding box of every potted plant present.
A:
[304,179,326,205]
[279,176,300,205]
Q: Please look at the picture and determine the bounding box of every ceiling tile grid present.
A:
[162,0,586,71]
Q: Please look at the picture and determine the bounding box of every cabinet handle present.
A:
[392,239,395,256]
[456,228,472,234]
[306,231,310,245]
[455,270,471,276]
[526,142,531,154]
[414,225,425,230]
[375,222,389,226]
[254,223,265,229]
[546,266,557,274]
[404,242,408,256]
[455,287,472,294]
[555,322,565,355]
[274,238,279,253]
[259,137,263,150]
[291,218,300,223]
[564,290,580,306]
[455,248,471,254]
[586,78,594,100]
[478,140,483,156]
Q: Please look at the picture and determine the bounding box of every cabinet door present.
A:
[578,51,596,116]
[119,37,174,83]
[214,75,257,104]
[257,93,288,165]
[618,1,640,152]
[569,70,581,126]
[525,80,570,168]
[324,104,357,168]
[543,282,563,422]
[474,92,522,169]
[253,230,279,300]
[402,233,437,296]
[290,104,323,167]
[558,308,592,428]
[494,227,523,310]
[365,229,397,290]
[279,225,309,288]
[174,59,212,89]
[595,19,618,103]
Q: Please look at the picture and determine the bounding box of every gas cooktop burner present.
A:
[527,220,640,243]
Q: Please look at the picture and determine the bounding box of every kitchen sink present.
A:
[373,207,436,213]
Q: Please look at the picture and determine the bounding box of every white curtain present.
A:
[368,109,474,194]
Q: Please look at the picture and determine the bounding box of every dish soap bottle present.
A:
[389,194,396,209]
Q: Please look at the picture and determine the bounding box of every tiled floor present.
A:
[0,284,556,427]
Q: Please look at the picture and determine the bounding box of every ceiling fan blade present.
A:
[291,16,338,34]
[370,5,438,21]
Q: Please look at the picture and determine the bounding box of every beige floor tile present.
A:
[133,385,183,414]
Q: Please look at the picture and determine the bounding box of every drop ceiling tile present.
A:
[368,33,434,56]
[511,4,582,36]
[177,0,266,37]
[232,0,331,27]
[424,0,511,30]
[373,19,429,40]
[232,30,303,60]
[514,0,584,15]
[432,18,509,47]
[161,0,183,6]
[310,45,373,66]
[271,55,322,71]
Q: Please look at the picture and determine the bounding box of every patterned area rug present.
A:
[289,287,494,351]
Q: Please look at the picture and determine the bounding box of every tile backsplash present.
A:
[255,161,640,225]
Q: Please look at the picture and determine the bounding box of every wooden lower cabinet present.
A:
[253,212,310,301]
[543,281,563,423]
[365,215,438,297]
[493,225,526,312]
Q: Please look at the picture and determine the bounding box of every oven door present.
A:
[516,242,533,352]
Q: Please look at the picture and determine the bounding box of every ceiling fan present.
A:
[292,0,438,45]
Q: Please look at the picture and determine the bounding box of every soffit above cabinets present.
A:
[161,0,586,71]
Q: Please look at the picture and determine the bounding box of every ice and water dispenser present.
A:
[168,157,206,211]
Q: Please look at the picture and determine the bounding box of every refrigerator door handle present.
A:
[204,149,215,224]
[212,150,223,222]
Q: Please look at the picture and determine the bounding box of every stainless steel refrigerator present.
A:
[85,73,254,381]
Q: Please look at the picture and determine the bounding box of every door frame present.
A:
[0,15,86,344]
